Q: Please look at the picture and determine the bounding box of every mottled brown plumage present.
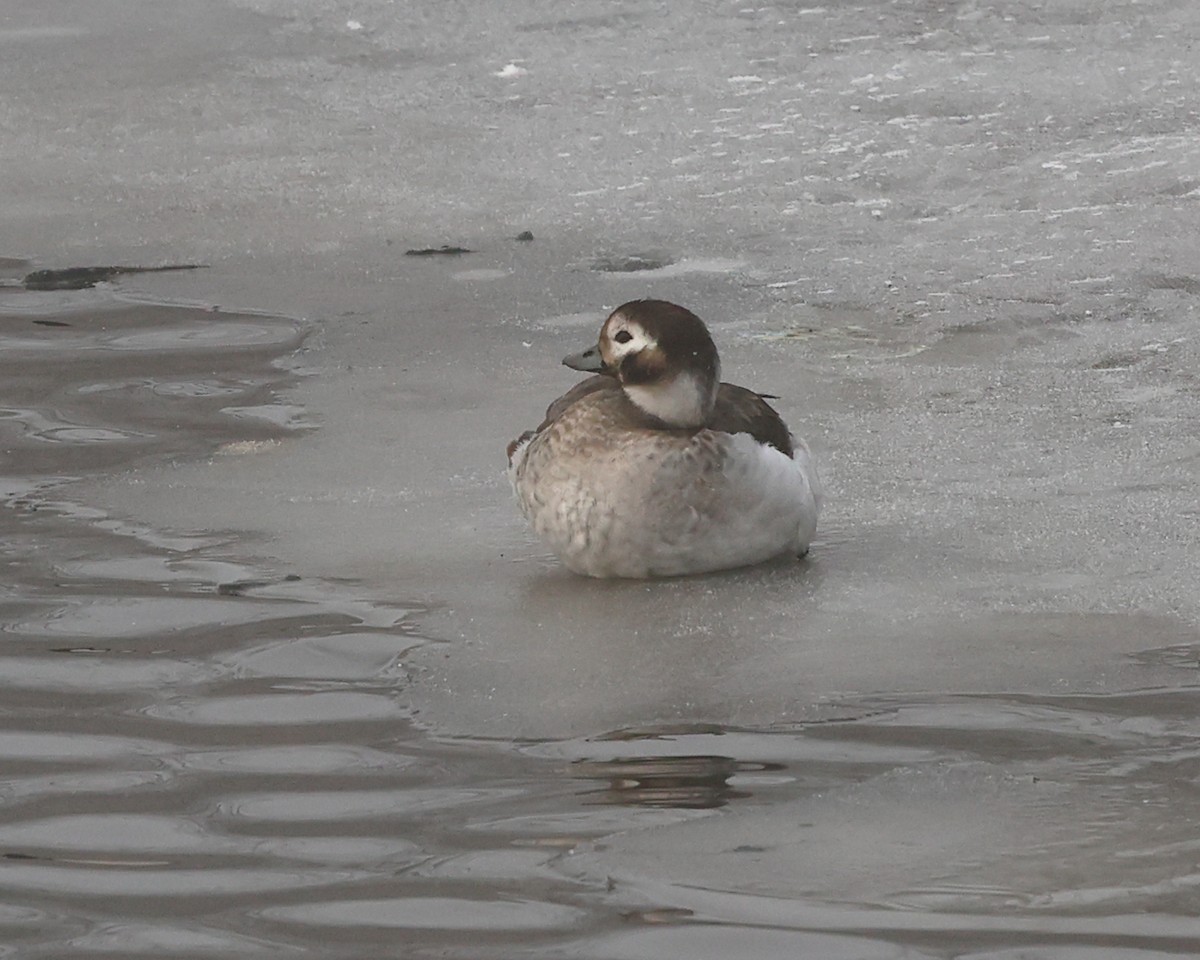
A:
[508,299,821,578]
[517,374,793,461]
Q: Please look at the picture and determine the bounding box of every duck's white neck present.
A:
[623,371,716,428]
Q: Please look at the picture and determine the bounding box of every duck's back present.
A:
[510,386,818,577]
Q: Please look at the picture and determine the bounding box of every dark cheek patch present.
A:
[619,351,667,385]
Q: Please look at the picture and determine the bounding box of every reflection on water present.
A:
[3,291,1200,958]
[575,755,761,809]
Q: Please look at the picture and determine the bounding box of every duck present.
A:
[508,299,821,578]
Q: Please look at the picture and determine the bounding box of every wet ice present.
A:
[4,0,1200,956]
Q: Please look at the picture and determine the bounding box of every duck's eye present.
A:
[613,330,633,344]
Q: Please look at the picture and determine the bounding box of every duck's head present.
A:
[563,299,720,428]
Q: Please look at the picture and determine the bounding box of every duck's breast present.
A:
[513,392,819,576]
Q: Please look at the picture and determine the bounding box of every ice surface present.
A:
[4,0,1200,955]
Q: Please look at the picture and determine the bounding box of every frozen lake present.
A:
[2,0,1200,955]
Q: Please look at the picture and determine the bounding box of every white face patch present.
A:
[603,320,655,366]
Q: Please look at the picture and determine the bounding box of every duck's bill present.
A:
[562,344,606,373]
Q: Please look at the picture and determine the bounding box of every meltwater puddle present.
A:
[3,276,1200,958]
[0,282,423,951]
[0,279,646,957]
[537,691,1200,958]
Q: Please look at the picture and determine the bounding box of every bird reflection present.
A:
[573,755,779,809]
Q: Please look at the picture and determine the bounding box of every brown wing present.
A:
[538,374,617,428]
[507,375,620,464]
[708,383,794,457]
[508,375,793,463]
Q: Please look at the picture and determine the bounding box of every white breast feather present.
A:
[669,431,820,573]
[511,378,821,577]
[519,430,818,577]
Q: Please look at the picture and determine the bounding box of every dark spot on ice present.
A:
[404,245,472,256]
[32,319,71,327]
[22,264,206,291]
[514,230,535,242]
[620,907,695,923]
[49,646,110,654]
[591,254,673,273]
[217,579,273,596]
[1141,273,1200,295]
[1128,644,1200,669]
[217,574,302,596]
[1091,353,1139,370]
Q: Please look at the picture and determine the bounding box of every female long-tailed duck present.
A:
[508,299,821,578]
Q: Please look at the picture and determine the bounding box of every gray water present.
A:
[3,279,1200,958]
[6,0,1200,955]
